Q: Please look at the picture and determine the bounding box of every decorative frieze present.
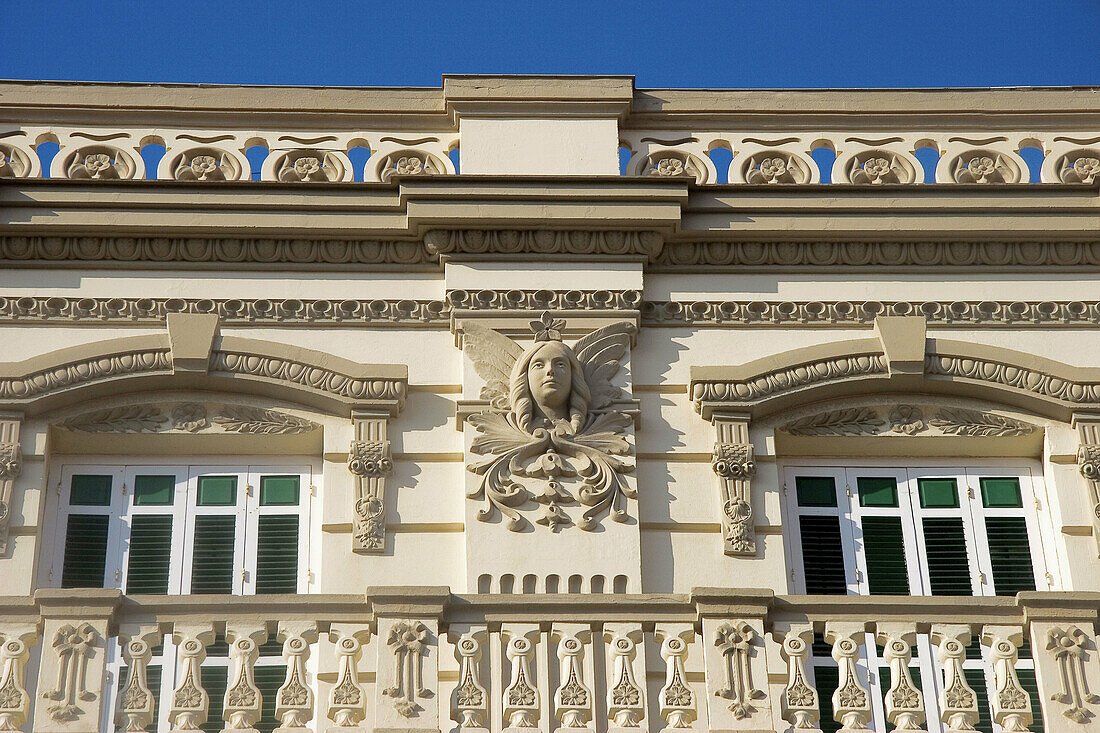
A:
[425,229,663,259]
[462,314,636,532]
[448,289,642,312]
[0,349,172,401]
[210,350,407,404]
[55,403,319,435]
[780,404,1035,438]
[692,355,888,406]
[927,354,1100,404]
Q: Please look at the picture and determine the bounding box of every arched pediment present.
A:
[0,315,407,417]
[690,316,1100,423]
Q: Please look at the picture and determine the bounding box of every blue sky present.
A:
[2,0,1098,88]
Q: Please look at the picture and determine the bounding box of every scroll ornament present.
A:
[462,313,636,532]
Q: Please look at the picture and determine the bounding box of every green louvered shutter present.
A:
[1016,668,1043,732]
[799,516,847,595]
[126,515,173,594]
[812,664,840,733]
[190,516,236,594]
[963,668,993,733]
[921,518,973,595]
[61,514,109,588]
[255,516,299,594]
[985,517,1036,595]
[254,665,286,733]
[861,516,910,595]
[199,665,228,733]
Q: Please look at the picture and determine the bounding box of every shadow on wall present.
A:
[478,573,630,594]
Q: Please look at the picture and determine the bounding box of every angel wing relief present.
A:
[461,312,636,532]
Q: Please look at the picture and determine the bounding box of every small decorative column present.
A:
[33,588,120,733]
[116,627,161,733]
[0,413,21,555]
[604,625,646,731]
[368,586,447,733]
[710,412,756,556]
[502,625,540,732]
[824,623,872,733]
[349,410,394,553]
[1075,414,1100,556]
[875,623,924,732]
[449,628,489,729]
[775,623,819,731]
[696,590,773,731]
[223,626,268,732]
[274,621,318,733]
[931,625,979,733]
[655,624,696,730]
[0,623,38,732]
[982,625,1033,733]
[168,623,216,731]
[551,624,593,730]
[326,625,370,731]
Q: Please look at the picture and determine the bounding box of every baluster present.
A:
[824,623,873,732]
[604,625,645,729]
[450,628,489,729]
[776,623,818,730]
[876,623,924,731]
[0,625,37,731]
[551,624,593,729]
[931,625,979,732]
[655,624,696,729]
[117,627,161,733]
[223,625,267,730]
[982,625,1032,732]
[168,624,216,731]
[273,622,317,732]
[502,626,540,730]
[326,626,370,729]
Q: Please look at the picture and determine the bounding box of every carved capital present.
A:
[1080,444,1100,481]
[348,440,393,477]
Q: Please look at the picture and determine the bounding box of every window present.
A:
[52,463,312,595]
[49,460,315,733]
[784,463,1048,732]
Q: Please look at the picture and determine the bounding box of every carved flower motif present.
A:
[395,156,424,175]
[1073,156,1100,183]
[714,622,754,654]
[861,156,892,182]
[967,155,997,181]
[1047,625,1090,659]
[888,405,925,435]
[998,685,1029,710]
[280,683,310,706]
[0,679,23,708]
[559,672,588,706]
[388,621,429,654]
[508,684,536,706]
[944,679,974,708]
[654,157,685,176]
[293,156,322,180]
[83,153,113,178]
[172,403,208,432]
[173,683,202,708]
[664,677,694,707]
[891,683,920,709]
[759,157,788,181]
[189,155,218,180]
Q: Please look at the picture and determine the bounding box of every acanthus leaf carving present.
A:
[929,408,1034,437]
[56,406,168,434]
[779,404,1036,438]
[463,313,636,532]
[781,408,884,436]
[212,406,318,435]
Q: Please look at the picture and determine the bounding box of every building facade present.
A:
[0,76,1099,732]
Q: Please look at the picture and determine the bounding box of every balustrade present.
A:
[1,590,1098,730]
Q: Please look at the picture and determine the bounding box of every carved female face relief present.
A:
[525,341,573,424]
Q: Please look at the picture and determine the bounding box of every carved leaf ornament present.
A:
[463,312,636,532]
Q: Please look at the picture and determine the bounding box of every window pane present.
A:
[857,476,898,507]
[255,515,299,594]
[134,475,174,506]
[799,515,847,594]
[796,476,837,507]
[197,476,237,506]
[922,517,973,595]
[61,514,109,587]
[917,478,960,508]
[190,516,236,594]
[986,517,1036,595]
[861,516,910,594]
[259,475,299,506]
[126,515,173,594]
[980,477,1023,508]
[70,474,112,506]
